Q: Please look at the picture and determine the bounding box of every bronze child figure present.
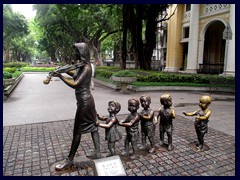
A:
[119,98,141,157]
[139,95,156,153]
[96,101,122,157]
[157,94,176,151]
[183,95,212,151]
[52,42,101,171]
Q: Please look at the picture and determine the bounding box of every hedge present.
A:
[3,62,28,68]
[95,66,235,87]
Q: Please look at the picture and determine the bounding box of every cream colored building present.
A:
[164,4,235,76]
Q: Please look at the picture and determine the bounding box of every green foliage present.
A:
[3,62,28,68]
[3,71,13,79]
[95,66,119,78]
[132,81,210,87]
[136,72,235,85]
[95,66,235,88]
[21,67,55,72]
[95,69,114,79]
[3,67,17,73]
[3,5,29,47]
[12,71,23,78]
[32,4,121,63]
[112,70,137,77]
[3,64,23,79]
[3,5,31,62]
[96,66,119,71]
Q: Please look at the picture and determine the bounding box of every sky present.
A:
[11,4,36,19]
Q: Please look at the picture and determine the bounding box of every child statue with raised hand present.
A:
[119,98,141,157]
[139,95,156,153]
[157,94,176,151]
[183,95,212,151]
[96,101,122,157]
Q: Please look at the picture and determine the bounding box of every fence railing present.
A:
[198,63,224,74]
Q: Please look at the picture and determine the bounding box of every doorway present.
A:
[202,21,225,74]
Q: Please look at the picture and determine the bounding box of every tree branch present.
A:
[157,5,178,23]
[99,29,122,42]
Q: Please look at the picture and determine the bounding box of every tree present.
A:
[33,4,121,64]
[3,4,29,62]
[122,4,168,70]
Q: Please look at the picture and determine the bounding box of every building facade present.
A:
[164,4,235,76]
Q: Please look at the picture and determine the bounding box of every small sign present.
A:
[93,155,126,176]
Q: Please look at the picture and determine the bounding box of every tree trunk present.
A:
[121,5,129,70]
[143,5,159,70]
[122,4,167,70]
[4,48,10,62]
[135,5,144,69]
[50,50,57,63]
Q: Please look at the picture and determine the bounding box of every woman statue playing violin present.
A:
[53,42,101,171]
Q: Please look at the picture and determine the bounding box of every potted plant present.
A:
[111,70,137,93]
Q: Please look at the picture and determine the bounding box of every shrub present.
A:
[3,67,17,73]
[112,70,137,77]
[3,62,29,68]
[3,71,13,79]
[21,67,55,72]
[95,69,114,79]
[12,71,22,78]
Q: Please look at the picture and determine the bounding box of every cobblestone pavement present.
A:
[3,115,235,176]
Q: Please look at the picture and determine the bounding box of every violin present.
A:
[43,61,86,85]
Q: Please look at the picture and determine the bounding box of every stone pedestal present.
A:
[111,76,137,94]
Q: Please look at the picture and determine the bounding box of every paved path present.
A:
[3,73,235,176]
[3,73,235,136]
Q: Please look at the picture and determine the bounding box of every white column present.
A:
[185,4,199,73]
[225,4,235,76]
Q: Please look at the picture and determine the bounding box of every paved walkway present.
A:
[3,73,235,176]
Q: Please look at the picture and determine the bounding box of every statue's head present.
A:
[72,42,90,63]
[140,95,151,104]
[128,98,140,112]
[109,101,121,114]
[160,94,172,107]
[140,95,151,107]
[199,95,211,109]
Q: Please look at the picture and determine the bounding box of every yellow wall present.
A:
[166,4,230,71]
[166,4,184,70]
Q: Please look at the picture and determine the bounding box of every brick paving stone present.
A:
[3,115,235,176]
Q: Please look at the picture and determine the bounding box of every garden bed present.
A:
[3,73,24,100]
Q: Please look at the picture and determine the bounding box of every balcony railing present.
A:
[198,63,224,74]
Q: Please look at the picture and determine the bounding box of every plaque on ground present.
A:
[93,155,126,176]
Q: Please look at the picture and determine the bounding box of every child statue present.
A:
[96,101,122,157]
[139,95,156,153]
[183,95,212,151]
[157,94,176,151]
[119,98,141,157]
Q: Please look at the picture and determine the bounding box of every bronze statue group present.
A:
[97,94,177,159]
[45,42,212,171]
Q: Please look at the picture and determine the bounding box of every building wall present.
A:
[165,4,234,76]
[165,4,184,72]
